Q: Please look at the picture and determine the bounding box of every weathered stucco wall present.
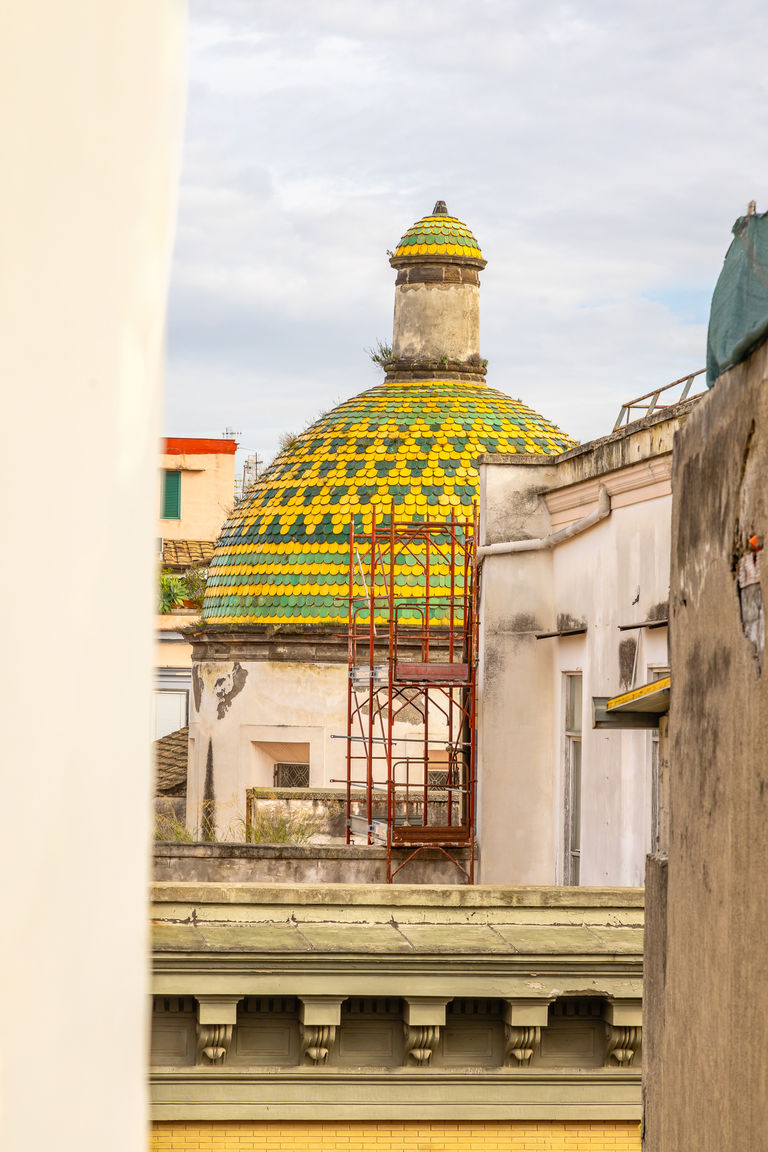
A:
[478,461,559,883]
[187,651,455,840]
[187,659,349,836]
[392,281,480,361]
[478,409,685,886]
[643,343,768,1152]
[153,842,472,884]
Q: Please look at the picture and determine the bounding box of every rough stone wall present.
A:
[153,843,472,884]
[643,342,768,1151]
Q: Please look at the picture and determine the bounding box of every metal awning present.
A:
[593,675,670,729]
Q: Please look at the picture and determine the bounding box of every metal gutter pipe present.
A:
[476,484,611,564]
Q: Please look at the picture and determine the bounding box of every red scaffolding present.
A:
[344,505,478,883]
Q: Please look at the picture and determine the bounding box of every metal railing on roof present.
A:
[614,369,706,431]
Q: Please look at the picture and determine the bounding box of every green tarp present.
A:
[707,210,768,387]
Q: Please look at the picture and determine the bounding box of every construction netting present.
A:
[707,209,768,387]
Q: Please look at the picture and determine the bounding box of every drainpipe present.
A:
[476,485,611,564]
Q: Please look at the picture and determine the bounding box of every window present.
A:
[162,469,181,519]
[153,689,189,739]
[273,762,310,788]
[564,673,582,884]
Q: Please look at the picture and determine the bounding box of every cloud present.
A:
[165,0,768,459]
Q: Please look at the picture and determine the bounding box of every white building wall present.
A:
[548,496,671,886]
[477,417,681,887]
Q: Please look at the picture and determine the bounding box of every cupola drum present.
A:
[389,201,487,373]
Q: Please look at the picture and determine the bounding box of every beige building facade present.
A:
[159,436,237,543]
[155,436,237,739]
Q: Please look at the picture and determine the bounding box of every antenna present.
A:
[234,451,263,503]
[222,426,241,442]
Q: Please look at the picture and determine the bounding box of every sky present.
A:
[165,0,768,474]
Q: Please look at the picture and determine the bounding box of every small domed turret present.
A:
[388,203,486,379]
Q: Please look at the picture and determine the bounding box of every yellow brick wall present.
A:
[151,1120,640,1151]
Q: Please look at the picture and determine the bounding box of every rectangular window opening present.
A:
[564,672,582,885]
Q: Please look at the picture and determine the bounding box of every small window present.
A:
[564,673,582,885]
[162,470,181,520]
[273,763,310,788]
[427,769,448,788]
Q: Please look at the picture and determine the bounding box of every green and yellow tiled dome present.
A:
[204,379,574,626]
[393,211,483,263]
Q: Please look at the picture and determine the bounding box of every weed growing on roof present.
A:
[244,808,327,845]
[366,339,393,368]
[154,812,195,842]
[154,808,327,845]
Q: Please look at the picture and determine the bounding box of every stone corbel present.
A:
[403,998,451,1066]
[299,996,346,1065]
[604,999,642,1066]
[503,999,550,1067]
[195,995,242,1065]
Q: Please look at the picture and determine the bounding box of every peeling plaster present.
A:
[618,637,637,689]
[214,662,248,719]
[192,665,203,712]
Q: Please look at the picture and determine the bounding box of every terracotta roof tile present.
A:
[161,539,215,571]
[154,726,188,796]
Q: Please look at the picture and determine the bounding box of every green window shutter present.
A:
[162,470,181,519]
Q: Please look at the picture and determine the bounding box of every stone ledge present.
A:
[150,1068,640,1121]
[151,879,644,908]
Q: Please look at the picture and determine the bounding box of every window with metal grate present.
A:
[273,762,310,788]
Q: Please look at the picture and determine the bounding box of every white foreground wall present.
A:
[478,409,686,886]
[0,6,185,1150]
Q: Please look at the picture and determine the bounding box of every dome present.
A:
[203,378,574,626]
[392,201,484,266]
